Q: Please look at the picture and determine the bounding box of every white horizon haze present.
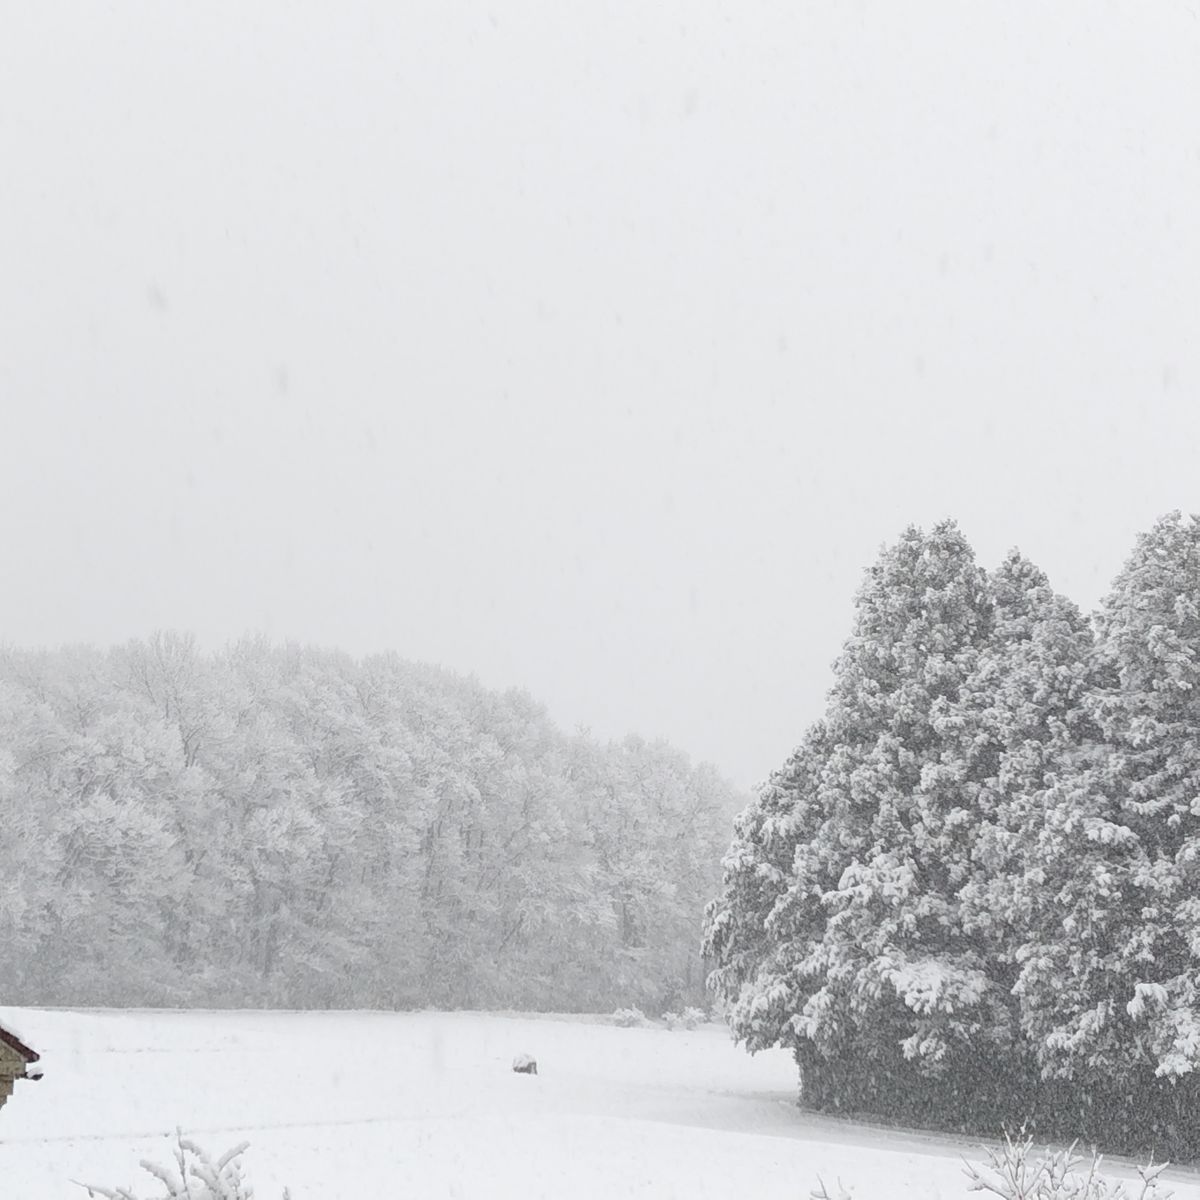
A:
[2,2,1198,789]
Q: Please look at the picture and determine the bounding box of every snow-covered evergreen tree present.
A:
[795,523,998,1091]
[1021,513,1200,1094]
[707,514,1200,1152]
[954,552,1101,1057]
[707,522,1007,1112]
[703,720,833,1052]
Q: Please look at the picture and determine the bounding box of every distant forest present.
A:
[705,512,1200,1157]
[0,637,743,1013]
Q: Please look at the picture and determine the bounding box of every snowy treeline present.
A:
[0,637,740,1013]
[704,513,1200,1157]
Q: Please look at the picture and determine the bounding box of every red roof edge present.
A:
[0,1024,40,1064]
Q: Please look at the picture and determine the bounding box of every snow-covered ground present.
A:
[2,1007,1197,1199]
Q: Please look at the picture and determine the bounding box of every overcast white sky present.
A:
[2,2,1198,788]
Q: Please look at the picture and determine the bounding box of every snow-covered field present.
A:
[2,1007,1198,1200]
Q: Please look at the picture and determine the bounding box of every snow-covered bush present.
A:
[79,1134,290,1200]
[961,1131,1172,1200]
[663,1007,706,1030]
[613,1006,647,1027]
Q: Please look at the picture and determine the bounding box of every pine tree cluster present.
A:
[703,513,1200,1158]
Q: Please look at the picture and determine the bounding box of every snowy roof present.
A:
[0,1021,39,1064]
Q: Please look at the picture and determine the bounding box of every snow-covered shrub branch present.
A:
[962,1131,1172,1200]
[79,1135,290,1200]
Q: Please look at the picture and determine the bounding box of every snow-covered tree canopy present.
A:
[0,635,744,1015]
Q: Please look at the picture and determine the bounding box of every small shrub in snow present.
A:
[961,1130,1172,1200]
[662,1007,704,1030]
[809,1177,853,1199]
[612,1006,647,1027]
[79,1134,290,1200]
